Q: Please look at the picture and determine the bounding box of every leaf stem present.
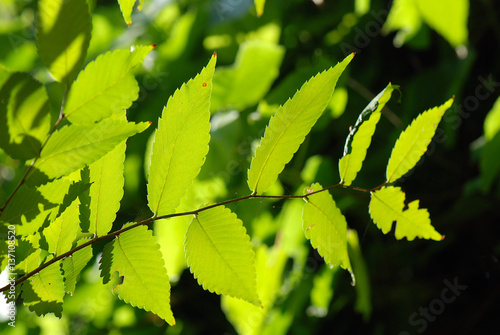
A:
[0,181,377,293]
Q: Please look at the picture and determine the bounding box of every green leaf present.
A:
[248,53,354,194]
[480,132,500,192]
[386,98,454,183]
[339,84,397,185]
[80,140,126,236]
[62,237,93,294]
[484,96,500,141]
[99,223,175,325]
[415,0,469,48]
[36,0,92,84]
[211,40,284,112]
[64,46,153,125]
[0,72,51,160]
[33,117,149,180]
[22,260,65,316]
[147,54,216,216]
[185,206,261,305]
[43,196,81,256]
[302,183,353,279]
[255,0,266,17]
[369,186,443,241]
[118,0,144,25]
[347,229,371,320]
[221,245,288,335]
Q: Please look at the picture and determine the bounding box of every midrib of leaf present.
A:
[307,199,347,259]
[92,159,105,235]
[254,90,320,192]
[66,73,128,118]
[193,216,255,293]
[115,237,155,297]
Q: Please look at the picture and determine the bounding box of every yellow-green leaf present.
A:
[303,183,353,279]
[147,54,216,216]
[339,83,397,185]
[248,53,354,194]
[185,206,261,305]
[386,98,453,183]
[36,0,92,84]
[369,186,443,241]
[99,223,175,325]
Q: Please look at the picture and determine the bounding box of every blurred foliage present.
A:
[0,0,499,334]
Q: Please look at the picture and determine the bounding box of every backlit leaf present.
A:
[185,206,261,305]
[255,0,266,17]
[62,237,93,294]
[99,223,175,325]
[339,84,397,185]
[43,196,81,256]
[369,186,443,241]
[118,0,145,25]
[33,118,149,180]
[386,98,453,183]
[303,183,353,278]
[36,0,92,84]
[22,260,65,317]
[0,72,51,160]
[147,54,216,216]
[64,46,153,125]
[248,53,353,194]
[211,40,284,112]
[81,139,126,236]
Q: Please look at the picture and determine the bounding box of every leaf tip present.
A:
[440,235,445,241]
[351,52,356,57]
[152,44,157,49]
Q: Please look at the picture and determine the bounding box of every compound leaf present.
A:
[339,84,397,185]
[64,46,153,125]
[303,183,353,279]
[369,186,443,241]
[185,206,261,306]
[147,54,216,216]
[62,237,93,294]
[81,139,126,236]
[248,53,354,194]
[0,72,51,160]
[99,223,175,325]
[386,98,454,183]
[33,118,149,180]
[36,0,91,84]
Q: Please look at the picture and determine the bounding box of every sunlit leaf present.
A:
[36,0,92,84]
[147,54,216,216]
[62,237,93,294]
[43,196,80,256]
[0,72,51,160]
[64,46,153,125]
[248,53,354,194]
[22,260,65,317]
[221,245,288,335]
[369,186,443,241]
[339,84,397,185]
[386,98,453,183]
[118,0,144,25]
[303,183,353,278]
[80,139,126,237]
[484,96,500,141]
[185,206,261,305]
[211,40,284,112]
[99,223,175,325]
[33,118,149,180]
[255,0,266,17]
